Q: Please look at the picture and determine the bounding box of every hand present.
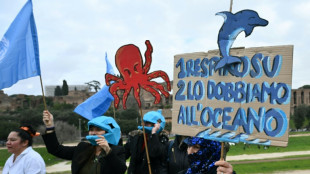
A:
[96,135,111,154]
[215,160,233,174]
[42,110,55,128]
[152,122,161,134]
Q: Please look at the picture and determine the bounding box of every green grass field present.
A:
[228,135,310,156]
[232,157,310,174]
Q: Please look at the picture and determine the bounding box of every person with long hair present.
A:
[3,125,45,174]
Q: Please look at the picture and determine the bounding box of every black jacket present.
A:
[166,137,189,174]
[124,130,169,174]
[42,131,127,174]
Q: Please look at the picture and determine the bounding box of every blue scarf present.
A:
[186,137,221,174]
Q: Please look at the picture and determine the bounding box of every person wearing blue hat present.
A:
[124,109,169,174]
[178,137,235,174]
[42,110,127,174]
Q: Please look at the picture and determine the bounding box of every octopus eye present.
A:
[124,69,131,77]
[134,63,139,72]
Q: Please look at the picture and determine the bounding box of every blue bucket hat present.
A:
[138,109,166,134]
[86,116,121,146]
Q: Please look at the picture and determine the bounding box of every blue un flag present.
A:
[74,53,115,120]
[0,0,41,90]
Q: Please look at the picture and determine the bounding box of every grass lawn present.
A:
[228,135,310,156]
[232,156,310,174]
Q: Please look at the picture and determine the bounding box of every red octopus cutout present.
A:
[105,40,171,109]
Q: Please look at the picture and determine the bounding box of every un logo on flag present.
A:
[0,37,9,62]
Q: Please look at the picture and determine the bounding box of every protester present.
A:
[42,110,127,174]
[166,135,189,174]
[3,125,46,174]
[178,137,235,174]
[125,109,169,174]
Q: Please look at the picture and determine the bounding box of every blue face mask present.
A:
[87,116,121,146]
[86,132,119,146]
[138,109,165,134]
[137,126,154,134]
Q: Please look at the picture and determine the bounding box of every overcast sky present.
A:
[0,0,309,96]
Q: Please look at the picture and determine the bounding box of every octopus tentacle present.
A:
[133,85,142,108]
[143,40,153,74]
[122,87,132,109]
[146,81,170,98]
[109,82,122,108]
[105,74,121,86]
[140,84,161,104]
[147,71,171,91]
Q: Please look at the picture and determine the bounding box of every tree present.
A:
[120,108,140,120]
[0,119,19,140]
[299,85,310,89]
[118,119,138,135]
[62,80,69,95]
[165,122,172,133]
[54,86,62,96]
[293,105,308,129]
[85,80,101,92]
[306,106,310,129]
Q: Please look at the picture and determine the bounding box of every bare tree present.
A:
[85,80,101,92]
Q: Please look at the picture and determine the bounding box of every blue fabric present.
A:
[87,116,121,146]
[137,126,153,134]
[0,0,41,90]
[185,137,221,174]
[74,53,114,120]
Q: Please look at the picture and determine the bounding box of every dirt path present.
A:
[230,156,310,164]
[226,150,310,161]
[46,161,71,173]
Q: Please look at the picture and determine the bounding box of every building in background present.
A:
[290,87,310,115]
[45,85,89,97]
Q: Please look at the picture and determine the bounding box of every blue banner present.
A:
[74,53,115,120]
[0,0,41,90]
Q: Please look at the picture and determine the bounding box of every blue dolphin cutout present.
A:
[215,9,269,71]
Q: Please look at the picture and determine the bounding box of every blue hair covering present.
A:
[138,109,165,134]
[86,116,121,146]
[184,137,221,174]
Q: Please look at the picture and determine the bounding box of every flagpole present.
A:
[140,107,152,174]
[221,0,233,162]
[39,75,47,110]
[113,105,116,119]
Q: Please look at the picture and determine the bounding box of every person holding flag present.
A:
[42,110,127,174]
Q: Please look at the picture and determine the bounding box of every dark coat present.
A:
[42,131,127,174]
[166,137,189,174]
[124,130,169,174]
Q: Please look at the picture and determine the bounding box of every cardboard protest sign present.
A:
[172,45,293,147]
